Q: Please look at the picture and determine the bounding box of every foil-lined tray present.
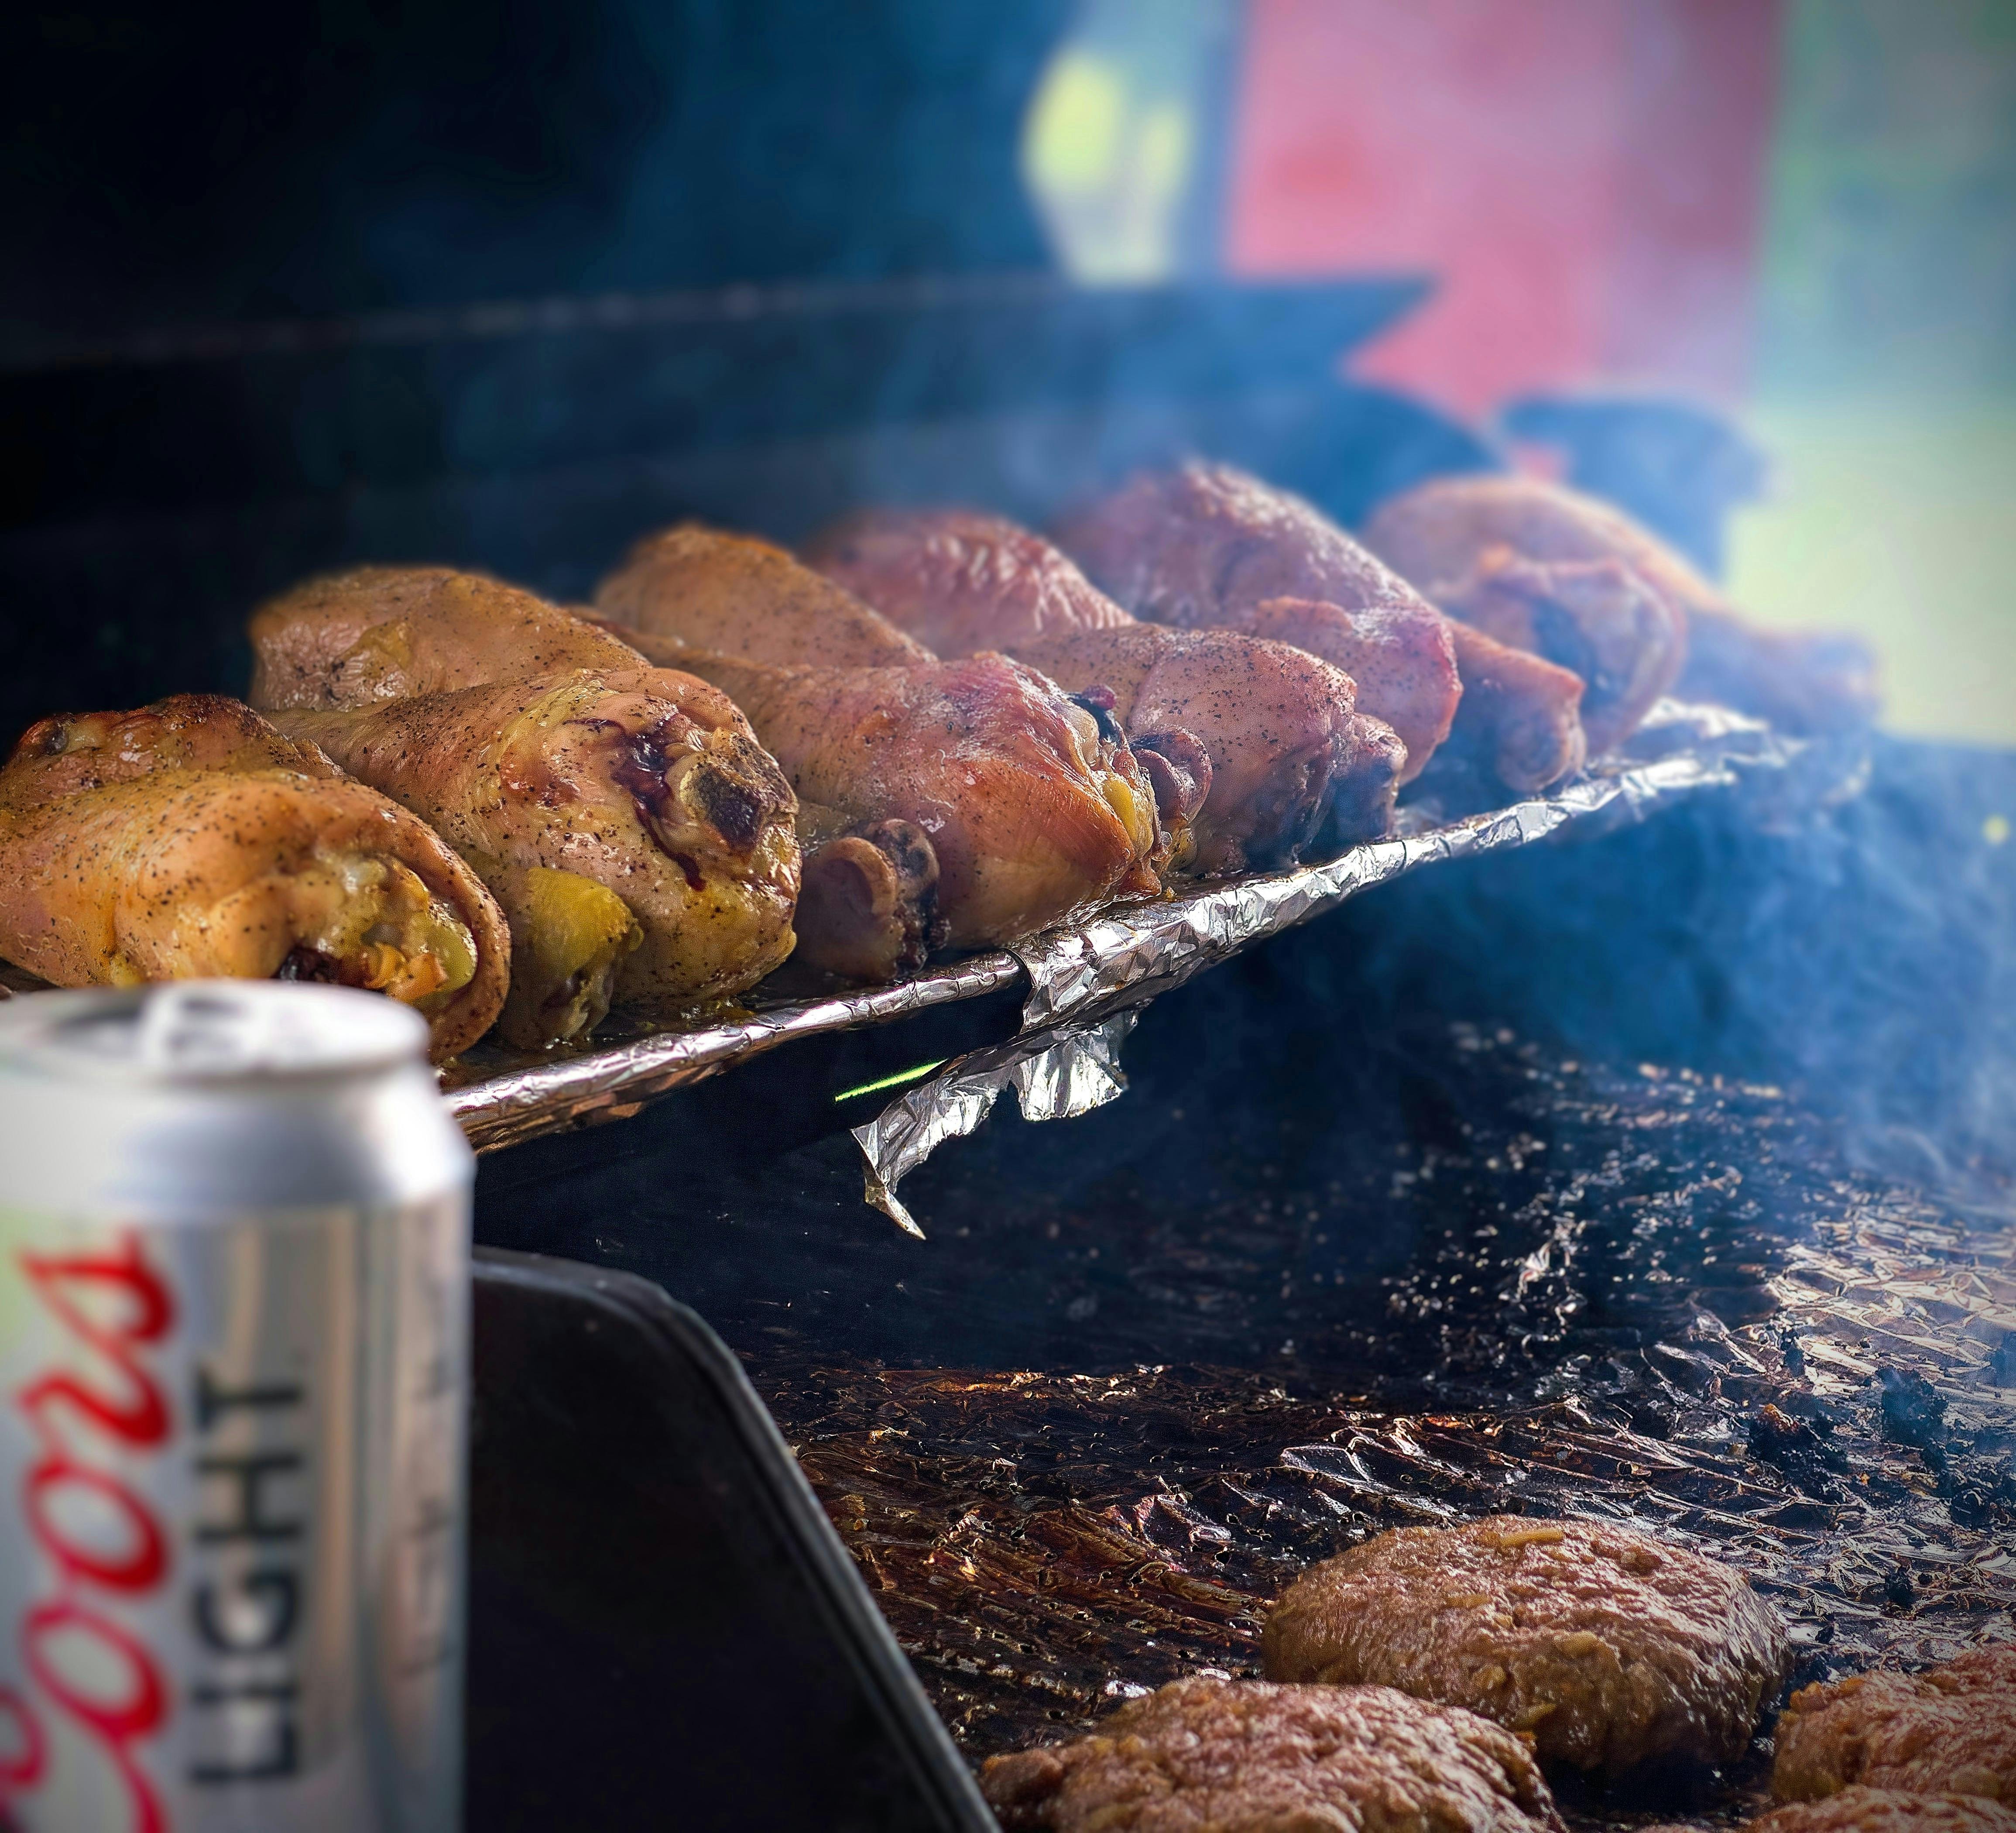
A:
[449,700,1831,1176]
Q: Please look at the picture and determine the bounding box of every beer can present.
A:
[0,981,471,1833]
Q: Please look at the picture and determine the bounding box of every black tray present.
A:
[467,1247,995,1832]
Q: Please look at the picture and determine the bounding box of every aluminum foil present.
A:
[852,701,1818,1227]
[754,1030,2016,1827]
[855,1011,1141,1236]
[445,948,1020,1152]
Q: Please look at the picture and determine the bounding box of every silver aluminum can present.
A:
[0,981,470,1833]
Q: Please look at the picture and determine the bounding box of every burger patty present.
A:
[1772,1646,2016,1805]
[979,1676,1563,1833]
[1745,1787,2016,1832]
[1260,1516,1790,1777]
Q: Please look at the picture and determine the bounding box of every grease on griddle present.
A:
[751,1027,2016,1830]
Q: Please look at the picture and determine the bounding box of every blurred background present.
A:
[1029,0,2016,746]
[4,0,2013,743]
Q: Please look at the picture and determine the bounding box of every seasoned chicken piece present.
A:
[3,693,342,808]
[670,649,1162,952]
[1012,627,1384,871]
[1365,480,1687,753]
[273,673,799,1028]
[1363,474,1879,735]
[1747,1791,2016,1833]
[808,507,1134,653]
[807,508,1401,862]
[608,623,955,976]
[1228,594,1463,783]
[1438,618,1589,793]
[250,565,650,709]
[1428,549,1679,755]
[597,524,932,668]
[1053,464,1516,786]
[250,568,805,1033]
[1225,590,1582,799]
[0,766,509,1061]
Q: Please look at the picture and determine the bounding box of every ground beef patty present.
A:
[1261,1517,1790,1778]
[979,1677,1563,1833]
[1746,1787,2016,1831]
[1772,1646,2016,1805]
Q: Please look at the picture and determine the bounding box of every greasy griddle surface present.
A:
[749,1033,2016,1826]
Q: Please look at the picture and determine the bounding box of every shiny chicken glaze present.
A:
[809,508,1402,867]
[1055,463,1592,793]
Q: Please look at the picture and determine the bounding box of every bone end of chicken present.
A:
[1363,473,1879,737]
[1440,621,1589,793]
[806,507,1135,656]
[685,652,1164,952]
[1363,478,1688,753]
[273,670,801,1026]
[1327,713,1407,851]
[596,523,933,669]
[1053,464,1465,782]
[1013,625,1375,873]
[1429,547,1682,757]
[795,816,944,983]
[250,565,650,710]
[0,767,511,1061]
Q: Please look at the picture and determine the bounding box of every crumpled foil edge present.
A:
[853,701,1825,1228]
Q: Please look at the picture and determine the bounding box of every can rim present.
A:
[0,981,432,1082]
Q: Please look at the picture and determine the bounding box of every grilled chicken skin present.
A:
[0,760,510,1061]
[1056,464,1592,793]
[273,673,799,1035]
[808,508,1401,865]
[597,523,933,669]
[250,564,650,709]
[808,508,1135,653]
[597,532,1170,967]
[250,568,804,1036]
[1363,474,1879,737]
[3,693,344,805]
[660,647,1163,954]
[1051,463,1467,783]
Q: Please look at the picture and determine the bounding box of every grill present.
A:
[8,19,2016,1826]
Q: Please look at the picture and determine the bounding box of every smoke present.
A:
[1303,731,2016,1208]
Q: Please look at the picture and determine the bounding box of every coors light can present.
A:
[0,981,470,1832]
